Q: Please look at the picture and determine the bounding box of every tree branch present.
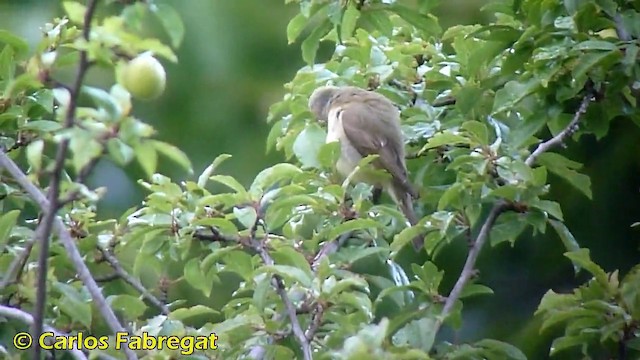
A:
[30,1,100,358]
[525,91,595,167]
[251,219,313,360]
[97,245,170,315]
[435,89,596,334]
[0,305,87,360]
[0,152,137,360]
[436,202,508,330]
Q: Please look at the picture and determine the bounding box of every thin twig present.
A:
[31,1,100,358]
[0,152,137,360]
[525,92,595,167]
[311,231,352,272]
[304,302,324,340]
[94,272,120,283]
[0,305,87,360]
[249,208,312,360]
[257,242,312,360]
[0,237,36,289]
[97,246,170,315]
[432,96,456,107]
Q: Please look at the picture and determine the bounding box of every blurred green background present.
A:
[2,0,639,357]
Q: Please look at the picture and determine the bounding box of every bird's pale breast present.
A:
[326,107,362,177]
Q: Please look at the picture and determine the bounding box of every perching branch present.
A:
[436,89,595,333]
[0,152,137,360]
[30,1,99,358]
[0,305,87,360]
[97,245,169,315]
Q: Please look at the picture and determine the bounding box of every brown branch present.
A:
[31,1,100,358]
[304,302,324,340]
[436,202,508,330]
[435,89,596,334]
[0,305,87,360]
[525,91,595,167]
[244,207,312,360]
[311,231,353,272]
[94,272,120,283]
[432,96,456,107]
[0,152,137,360]
[258,241,312,359]
[97,246,169,315]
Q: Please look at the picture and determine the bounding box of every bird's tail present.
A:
[389,183,423,251]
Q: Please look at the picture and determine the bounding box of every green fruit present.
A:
[121,53,166,101]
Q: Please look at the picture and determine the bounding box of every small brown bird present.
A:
[308,86,423,250]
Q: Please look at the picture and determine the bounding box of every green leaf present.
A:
[271,246,313,278]
[69,129,103,173]
[419,131,469,153]
[26,139,44,171]
[53,283,92,328]
[233,206,258,229]
[0,30,29,56]
[549,219,581,272]
[389,5,441,35]
[549,335,585,355]
[209,175,247,194]
[169,305,219,321]
[620,265,640,318]
[564,249,608,287]
[571,50,619,86]
[63,1,86,23]
[301,20,332,65]
[490,213,527,246]
[150,140,193,174]
[108,294,147,319]
[475,339,526,360]
[317,141,340,169]
[325,218,380,240]
[0,45,15,80]
[461,121,489,145]
[459,284,494,299]
[153,4,185,48]
[537,153,592,199]
[341,3,360,40]
[198,154,232,188]
[184,258,212,297]
[21,120,62,133]
[260,264,312,287]
[531,200,563,220]
[82,86,121,121]
[135,141,158,179]
[0,210,20,251]
[107,138,135,166]
[492,78,539,115]
[293,123,326,169]
[287,13,308,44]
[573,40,617,51]
[249,163,302,198]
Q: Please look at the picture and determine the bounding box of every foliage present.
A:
[0,0,638,359]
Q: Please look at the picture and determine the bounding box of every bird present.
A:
[308,85,423,250]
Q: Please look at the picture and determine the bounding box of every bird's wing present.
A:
[339,102,418,198]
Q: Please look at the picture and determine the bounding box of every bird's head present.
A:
[308,86,339,123]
